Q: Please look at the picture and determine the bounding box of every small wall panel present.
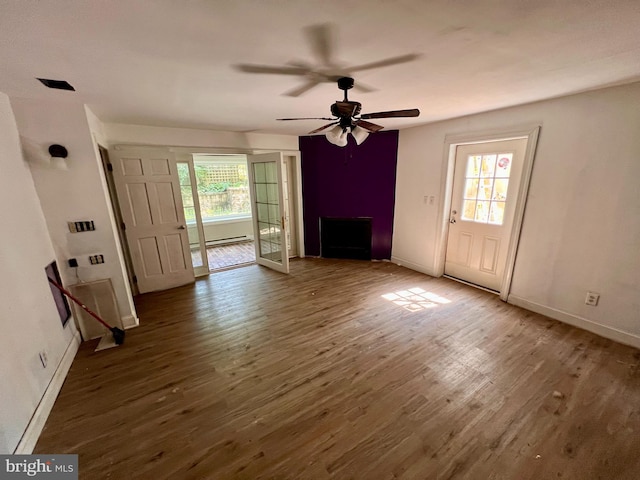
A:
[69,279,122,340]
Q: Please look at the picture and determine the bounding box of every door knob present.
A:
[450,218,456,224]
[178,225,186,230]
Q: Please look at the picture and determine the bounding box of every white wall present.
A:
[0,93,78,453]
[11,98,137,327]
[104,123,299,151]
[394,81,640,347]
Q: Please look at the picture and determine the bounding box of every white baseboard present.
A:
[14,330,81,454]
[121,314,139,329]
[390,256,438,277]
[508,294,640,350]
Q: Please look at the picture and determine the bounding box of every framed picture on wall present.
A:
[45,260,71,327]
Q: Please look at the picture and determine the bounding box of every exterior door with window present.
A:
[445,138,527,291]
[247,152,290,274]
[110,147,195,293]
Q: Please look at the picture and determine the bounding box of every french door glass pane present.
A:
[253,161,282,264]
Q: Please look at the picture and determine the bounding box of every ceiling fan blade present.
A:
[283,79,322,97]
[353,82,376,94]
[277,117,335,121]
[308,122,339,134]
[234,64,309,75]
[349,53,421,73]
[355,120,384,132]
[360,109,420,119]
[304,23,335,67]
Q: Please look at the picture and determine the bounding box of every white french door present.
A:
[110,147,195,293]
[444,138,528,291]
[247,152,290,274]
[176,157,209,276]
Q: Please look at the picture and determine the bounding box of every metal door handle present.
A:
[178,225,186,230]
[450,218,456,224]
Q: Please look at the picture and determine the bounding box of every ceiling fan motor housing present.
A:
[331,101,362,118]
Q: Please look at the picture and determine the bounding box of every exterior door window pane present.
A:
[462,152,513,226]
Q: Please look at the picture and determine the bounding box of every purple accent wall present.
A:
[300,130,399,259]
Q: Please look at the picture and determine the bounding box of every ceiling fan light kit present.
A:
[326,125,350,147]
[351,125,370,145]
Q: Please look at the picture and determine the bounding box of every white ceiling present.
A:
[1,0,639,135]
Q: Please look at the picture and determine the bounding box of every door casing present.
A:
[435,125,540,300]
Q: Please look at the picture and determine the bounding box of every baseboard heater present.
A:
[205,235,251,247]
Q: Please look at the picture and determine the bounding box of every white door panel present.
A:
[110,148,195,293]
[445,139,527,291]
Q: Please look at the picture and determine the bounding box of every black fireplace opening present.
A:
[320,217,372,260]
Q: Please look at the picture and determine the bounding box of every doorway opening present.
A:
[106,145,305,290]
[178,154,256,273]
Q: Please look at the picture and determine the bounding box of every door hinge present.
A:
[132,275,137,284]
[120,222,126,231]
[106,162,113,172]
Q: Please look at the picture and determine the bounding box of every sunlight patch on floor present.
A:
[382,287,452,312]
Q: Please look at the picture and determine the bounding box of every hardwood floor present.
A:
[35,259,640,479]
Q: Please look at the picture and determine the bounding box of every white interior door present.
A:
[445,138,528,291]
[247,152,290,274]
[110,148,195,293]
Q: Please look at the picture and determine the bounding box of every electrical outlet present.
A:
[585,292,600,306]
[89,254,104,265]
[39,351,48,368]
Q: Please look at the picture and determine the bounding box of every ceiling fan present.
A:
[234,23,421,97]
[277,76,420,146]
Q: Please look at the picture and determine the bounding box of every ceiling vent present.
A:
[37,78,75,91]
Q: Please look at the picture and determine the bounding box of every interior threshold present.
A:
[442,275,499,295]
